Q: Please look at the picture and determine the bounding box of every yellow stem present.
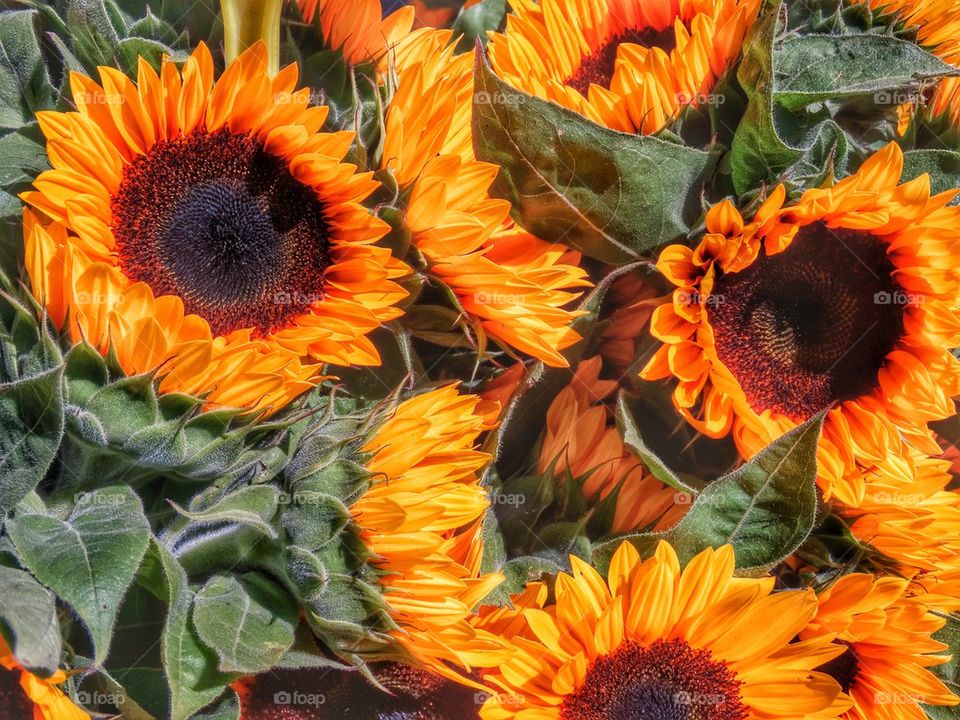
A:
[220,0,283,75]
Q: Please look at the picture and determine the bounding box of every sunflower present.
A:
[540,357,685,532]
[22,43,410,413]
[353,384,509,680]
[844,451,960,571]
[839,449,960,612]
[800,573,958,719]
[383,26,592,367]
[486,0,760,134]
[0,639,88,720]
[296,0,415,65]
[474,540,849,719]
[641,142,960,505]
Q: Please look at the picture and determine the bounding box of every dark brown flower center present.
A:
[815,641,859,693]
[564,27,677,94]
[561,639,747,720]
[112,128,331,337]
[239,663,479,719]
[708,222,906,420]
[0,664,35,719]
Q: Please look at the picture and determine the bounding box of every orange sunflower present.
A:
[382,25,592,366]
[641,142,960,505]
[475,541,849,719]
[0,639,88,720]
[296,0,416,65]
[539,357,685,532]
[486,0,760,134]
[22,43,410,413]
[353,385,509,681]
[801,573,958,719]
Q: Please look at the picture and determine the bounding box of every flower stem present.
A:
[220,0,283,74]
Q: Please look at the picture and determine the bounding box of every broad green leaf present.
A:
[615,391,696,495]
[774,35,959,111]
[928,613,960,706]
[730,2,848,193]
[147,540,235,720]
[453,0,506,51]
[665,412,824,569]
[0,132,48,192]
[6,486,150,665]
[902,150,960,199]
[0,566,61,675]
[594,413,824,573]
[0,366,65,515]
[192,574,298,674]
[472,48,716,263]
[0,10,56,129]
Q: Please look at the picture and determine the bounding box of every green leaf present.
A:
[0,366,65,515]
[774,34,959,111]
[192,573,298,674]
[593,413,824,573]
[929,613,960,701]
[173,485,281,540]
[0,132,48,193]
[665,411,824,569]
[6,486,150,665]
[0,566,61,675]
[730,2,848,193]
[0,10,57,130]
[902,150,960,199]
[190,689,241,720]
[472,47,716,263]
[453,0,506,51]
[615,391,696,495]
[147,540,235,720]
